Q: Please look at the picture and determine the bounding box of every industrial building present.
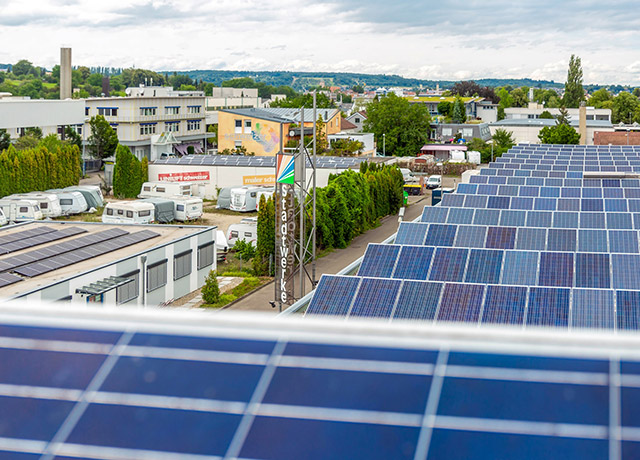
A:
[0,221,217,306]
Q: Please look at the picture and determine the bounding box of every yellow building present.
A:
[218,108,342,155]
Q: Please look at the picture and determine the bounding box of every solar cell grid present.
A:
[516,227,547,251]
[538,252,574,287]
[571,289,614,329]
[609,230,639,253]
[485,227,516,249]
[429,248,468,282]
[349,278,401,318]
[392,246,434,280]
[473,209,500,226]
[453,225,487,248]
[447,207,475,224]
[425,224,457,246]
[499,210,527,227]
[547,228,577,252]
[422,207,449,223]
[306,275,360,316]
[392,280,443,320]
[395,222,428,245]
[526,287,570,327]
[437,283,485,323]
[481,285,527,325]
[357,244,401,278]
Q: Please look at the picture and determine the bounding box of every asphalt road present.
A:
[227,193,431,312]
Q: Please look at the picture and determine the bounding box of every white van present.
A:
[47,190,89,215]
[227,218,258,247]
[0,208,7,227]
[102,201,155,224]
[139,181,193,199]
[0,199,43,221]
[172,196,203,221]
[10,192,63,218]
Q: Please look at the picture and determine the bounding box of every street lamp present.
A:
[383,133,386,156]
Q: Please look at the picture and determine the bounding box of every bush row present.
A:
[112,145,149,198]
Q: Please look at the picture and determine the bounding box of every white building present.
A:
[490,119,614,145]
[0,98,85,139]
[504,104,612,123]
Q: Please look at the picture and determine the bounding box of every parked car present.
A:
[426,175,442,189]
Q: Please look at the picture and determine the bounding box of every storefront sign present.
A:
[243,175,276,185]
[158,171,210,181]
[275,154,295,305]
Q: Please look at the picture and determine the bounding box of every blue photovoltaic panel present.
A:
[457,183,477,194]
[463,195,488,208]
[539,253,574,287]
[575,253,611,289]
[607,213,633,230]
[422,207,449,223]
[547,229,577,252]
[617,291,640,330]
[612,255,640,289]
[571,289,614,329]
[465,249,503,284]
[447,208,475,224]
[481,285,527,325]
[526,211,553,228]
[527,287,570,327]
[630,200,640,213]
[454,225,487,248]
[510,197,534,210]
[561,187,581,198]
[583,188,603,198]
[516,227,547,251]
[395,222,428,246]
[582,199,604,212]
[605,199,628,212]
[429,248,468,282]
[557,198,581,211]
[437,283,485,323]
[392,246,434,280]
[473,209,500,226]
[487,196,511,209]
[553,212,579,229]
[498,185,518,196]
[609,230,639,253]
[349,278,402,318]
[501,251,539,286]
[580,213,606,229]
[519,186,539,197]
[441,194,465,207]
[534,198,557,211]
[485,227,516,249]
[478,184,499,195]
[392,281,443,320]
[604,188,624,199]
[499,210,526,227]
[306,276,360,316]
[425,224,457,246]
[358,244,401,278]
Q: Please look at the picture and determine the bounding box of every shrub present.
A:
[201,270,220,304]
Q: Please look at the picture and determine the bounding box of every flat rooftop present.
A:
[0,221,213,299]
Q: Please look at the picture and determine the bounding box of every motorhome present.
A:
[227,217,258,247]
[172,196,203,221]
[230,186,274,212]
[138,181,193,199]
[0,208,7,227]
[9,192,63,218]
[46,190,89,215]
[102,201,155,224]
[64,186,103,209]
[0,198,43,221]
[216,187,233,210]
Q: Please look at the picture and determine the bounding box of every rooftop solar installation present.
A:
[0,226,87,255]
[153,154,367,169]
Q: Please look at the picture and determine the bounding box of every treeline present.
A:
[252,164,404,275]
[0,144,81,198]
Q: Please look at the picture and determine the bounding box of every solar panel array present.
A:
[1,308,639,460]
[0,227,86,255]
[307,144,640,330]
[154,154,366,169]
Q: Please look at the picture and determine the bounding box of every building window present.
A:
[140,107,157,116]
[165,122,179,132]
[85,107,89,116]
[188,106,201,114]
[355,117,360,123]
[165,106,180,115]
[235,120,242,134]
[463,128,473,138]
[140,124,156,135]
[117,270,140,304]
[443,128,452,136]
[174,250,192,280]
[187,120,201,131]
[244,120,252,133]
[98,107,118,116]
[147,260,167,292]
[235,141,242,149]
[139,210,151,217]
[197,242,214,269]
[110,124,118,135]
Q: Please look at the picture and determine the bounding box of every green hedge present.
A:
[0,144,81,198]
[113,144,145,198]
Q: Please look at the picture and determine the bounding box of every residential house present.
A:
[346,111,367,132]
[407,96,497,122]
[432,123,492,142]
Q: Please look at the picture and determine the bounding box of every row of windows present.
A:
[187,120,201,131]
[235,119,252,134]
[116,243,214,304]
[86,106,202,117]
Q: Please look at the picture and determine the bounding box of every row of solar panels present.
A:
[154,155,366,169]
[306,275,639,330]
[458,184,640,198]
[496,157,640,164]
[0,227,86,255]
[479,168,635,177]
[469,176,640,187]
[509,145,640,151]
[441,195,640,213]
[491,163,640,171]
[356,242,640,289]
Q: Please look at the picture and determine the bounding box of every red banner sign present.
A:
[158,171,210,182]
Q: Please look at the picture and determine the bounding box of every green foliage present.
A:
[539,110,554,119]
[12,59,34,76]
[13,135,39,151]
[269,92,335,108]
[141,157,149,183]
[437,101,452,117]
[234,238,256,260]
[253,195,275,275]
[25,127,42,139]
[352,84,365,93]
[363,93,430,156]
[0,129,10,152]
[588,88,612,108]
[329,138,364,156]
[611,91,640,124]
[112,145,144,198]
[510,87,528,107]
[201,270,220,304]
[64,126,82,150]
[452,97,466,123]
[538,123,580,144]
[88,115,118,159]
[556,106,571,125]
[0,144,81,198]
[492,128,515,149]
[563,55,584,108]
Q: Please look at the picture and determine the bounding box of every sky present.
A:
[1,0,640,85]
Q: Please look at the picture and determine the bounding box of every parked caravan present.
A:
[0,208,7,227]
[0,199,43,221]
[256,188,275,211]
[138,181,193,199]
[138,198,175,223]
[102,201,154,224]
[10,192,63,218]
[172,196,203,221]
[216,187,233,210]
[230,186,274,212]
[216,230,228,262]
[63,186,103,209]
[227,217,258,247]
[46,190,89,215]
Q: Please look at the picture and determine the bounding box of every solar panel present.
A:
[395,222,428,246]
[306,275,360,316]
[485,227,516,249]
[578,230,609,252]
[571,289,614,329]
[349,277,401,318]
[429,248,468,282]
[516,227,546,251]
[392,281,442,320]
[501,251,539,286]
[0,226,56,247]
[539,253,574,287]
[0,272,22,288]
[437,283,485,323]
[447,207,475,224]
[453,225,487,248]
[425,224,457,246]
[358,244,400,278]
[0,227,86,255]
[526,287,570,327]
[464,249,503,284]
[422,207,449,223]
[608,230,639,253]
[481,285,527,325]
[547,229,577,252]
[611,255,640,289]
[392,246,434,280]
[617,290,640,330]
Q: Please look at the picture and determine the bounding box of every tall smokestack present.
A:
[60,47,72,100]
[579,102,587,145]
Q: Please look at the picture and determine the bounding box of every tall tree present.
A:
[563,55,584,108]
[87,115,118,159]
[492,129,515,149]
[611,91,640,124]
[0,129,10,152]
[588,88,612,108]
[452,97,466,123]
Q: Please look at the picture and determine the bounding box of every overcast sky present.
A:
[1,0,639,84]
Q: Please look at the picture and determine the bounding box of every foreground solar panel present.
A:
[0,304,639,459]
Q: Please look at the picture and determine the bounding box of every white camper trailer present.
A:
[216,187,233,210]
[227,217,258,247]
[230,186,274,212]
[256,189,275,211]
[0,199,43,221]
[10,192,63,218]
[102,201,155,224]
[139,181,193,199]
[63,186,103,209]
[172,196,203,221]
[216,230,228,262]
[0,208,7,227]
[46,190,89,215]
